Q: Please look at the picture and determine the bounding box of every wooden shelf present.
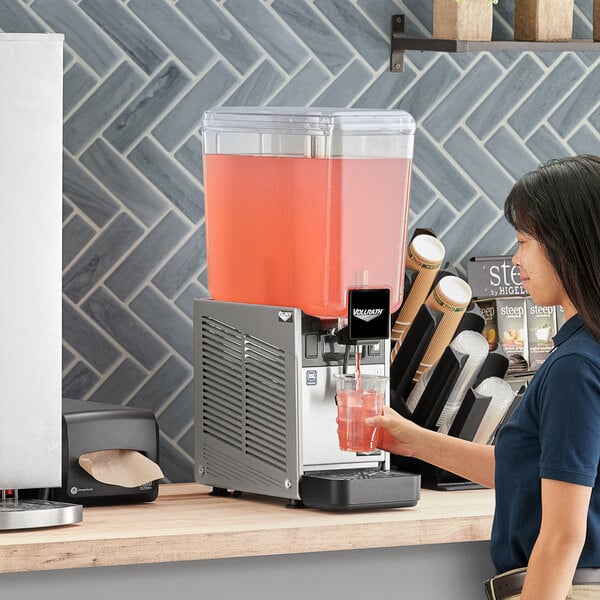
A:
[391,14,600,72]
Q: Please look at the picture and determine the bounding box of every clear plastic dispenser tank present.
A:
[201,107,415,319]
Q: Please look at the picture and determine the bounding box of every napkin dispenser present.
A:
[52,399,162,506]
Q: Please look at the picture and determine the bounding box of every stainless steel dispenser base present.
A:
[0,499,82,531]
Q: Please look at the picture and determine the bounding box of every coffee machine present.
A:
[193,107,421,510]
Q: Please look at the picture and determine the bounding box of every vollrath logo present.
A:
[278,310,293,322]
[353,308,385,322]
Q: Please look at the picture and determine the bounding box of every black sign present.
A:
[347,288,390,341]
[467,256,527,299]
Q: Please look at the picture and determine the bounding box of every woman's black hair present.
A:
[504,155,600,342]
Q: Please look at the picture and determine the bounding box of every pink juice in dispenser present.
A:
[202,108,415,319]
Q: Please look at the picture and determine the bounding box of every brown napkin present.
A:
[78,449,164,488]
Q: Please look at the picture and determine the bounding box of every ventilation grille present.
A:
[200,316,288,470]
[244,335,287,468]
[200,317,244,451]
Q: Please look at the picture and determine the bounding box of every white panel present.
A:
[0,34,64,488]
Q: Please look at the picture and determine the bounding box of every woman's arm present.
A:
[368,407,496,488]
[520,478,591,600]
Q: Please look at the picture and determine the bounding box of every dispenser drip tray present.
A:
[0,498,82,530]
[301,469,420,511]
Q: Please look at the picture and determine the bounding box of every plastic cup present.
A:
[334,374,388,452]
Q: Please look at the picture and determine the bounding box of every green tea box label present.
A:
[527,299,555,371]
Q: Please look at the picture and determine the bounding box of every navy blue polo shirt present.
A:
[491,314,600,574]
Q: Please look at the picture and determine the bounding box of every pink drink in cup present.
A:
[335,374,387,452]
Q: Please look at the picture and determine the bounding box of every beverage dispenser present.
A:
[193,107,421,509]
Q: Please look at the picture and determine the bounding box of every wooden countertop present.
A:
[0,483,495,574]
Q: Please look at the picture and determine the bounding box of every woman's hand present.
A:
[366,406,423,457]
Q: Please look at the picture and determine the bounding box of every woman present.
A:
[367,155,600,600]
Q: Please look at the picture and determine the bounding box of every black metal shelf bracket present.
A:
[390,14,405,73]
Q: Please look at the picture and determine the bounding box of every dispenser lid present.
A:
[201,107,415,158]
[202,106,415,135]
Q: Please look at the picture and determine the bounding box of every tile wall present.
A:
[1,0,598,481]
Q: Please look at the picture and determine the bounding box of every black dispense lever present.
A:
[337,288,391,346]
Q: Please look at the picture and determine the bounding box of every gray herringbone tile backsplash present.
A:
[2,0,598,482]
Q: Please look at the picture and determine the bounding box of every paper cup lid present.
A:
[410,235,445,265]
[435,276,472,308]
